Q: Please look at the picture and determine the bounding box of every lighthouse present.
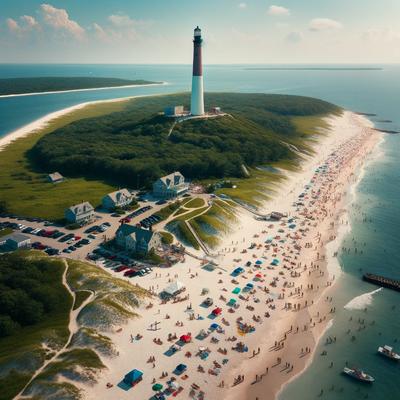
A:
[191,26,205,116]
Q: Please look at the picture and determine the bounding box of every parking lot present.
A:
[0,199,170,262]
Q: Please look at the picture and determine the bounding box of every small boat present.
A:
[343,367,375,383]
[378,345,400,361]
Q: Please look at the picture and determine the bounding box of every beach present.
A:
[69,110,380,400]
[0,82,166,99]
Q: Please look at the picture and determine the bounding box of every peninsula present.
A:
[0,77,161,96]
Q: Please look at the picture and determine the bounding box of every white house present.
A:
[153,171,189,199]
[47,172,64,183]
[102,188,133,210]
[0,233,31,250]
[65,202,95,225]
[115,224,161,255]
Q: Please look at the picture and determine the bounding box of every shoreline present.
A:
[243,112,381,400]
[0,91,171,152]
[275,131,385,399]
[0,81,167,99]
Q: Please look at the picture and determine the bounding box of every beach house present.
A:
[102,188,133,210]
[65,202,95,225]
[0,233,31,250]
[47,172,64,183]
[152,171,189,199]
[115,224,161,255]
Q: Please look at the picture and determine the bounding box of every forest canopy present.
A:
[0,253,70,337]
[0,77,158,95]
[31,93,339,188]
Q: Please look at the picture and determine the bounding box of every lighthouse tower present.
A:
[191,26,205,116]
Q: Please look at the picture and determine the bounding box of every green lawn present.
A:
[0,100,129,221]
[0,228,12,238]
[184,197,205,209]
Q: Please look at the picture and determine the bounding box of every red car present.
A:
[115,265,130,272]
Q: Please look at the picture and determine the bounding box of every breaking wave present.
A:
[344,288,382,310]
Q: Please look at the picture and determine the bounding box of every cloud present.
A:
[268,5,290,16]
[6,18,20,33]
[41,3,85,40]
[362,28,400,43]
[108,14,137,28]
[21,15,39,29]
[238,2,247,9]
[285,31,303,43]
[309,18,342,32]
[6,15,40,35]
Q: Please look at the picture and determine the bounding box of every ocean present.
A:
[1,64,400,400]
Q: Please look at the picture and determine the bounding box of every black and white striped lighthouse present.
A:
[190,26,205,116]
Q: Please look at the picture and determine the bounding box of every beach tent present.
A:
[232,287,241,294]
[173,363,187,375]
[212,307,222,316]
[227,298,237,306]
[152,383,163,392]
[164,280,185,296]
[180,334,191,343]
[210,323,220,331]
[123,369,143,387]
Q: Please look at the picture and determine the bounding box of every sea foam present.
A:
[344,287,382,310]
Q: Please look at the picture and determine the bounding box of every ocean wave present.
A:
[344,287,382,310]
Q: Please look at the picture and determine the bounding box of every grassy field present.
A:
[0,228,12,237]
[0,100,130,221]
[184,197,205,208]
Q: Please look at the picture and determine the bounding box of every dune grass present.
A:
[73,290,92,311]
[0,100,129,221]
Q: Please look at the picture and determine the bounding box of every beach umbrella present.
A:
[255,260,263,265]
[152,383,163,392]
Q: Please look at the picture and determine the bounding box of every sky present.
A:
[1,0,400,64]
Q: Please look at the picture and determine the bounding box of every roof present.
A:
[104,188,131,203]
[164,280,185,295]
[48,172,63,182]
[1,233,30,244]
[158,171,184,188]
[67,202,94,216]
[117,224,156,244]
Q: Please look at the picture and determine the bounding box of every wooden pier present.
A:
[363,273,400,292]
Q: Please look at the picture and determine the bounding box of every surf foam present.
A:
[344,287,382,310]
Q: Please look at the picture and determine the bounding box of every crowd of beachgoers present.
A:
[76,111,380,400]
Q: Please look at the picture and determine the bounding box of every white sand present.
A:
[83,111,381,400]
[0,82,166,99]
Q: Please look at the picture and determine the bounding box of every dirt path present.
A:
[15,259,95,399]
